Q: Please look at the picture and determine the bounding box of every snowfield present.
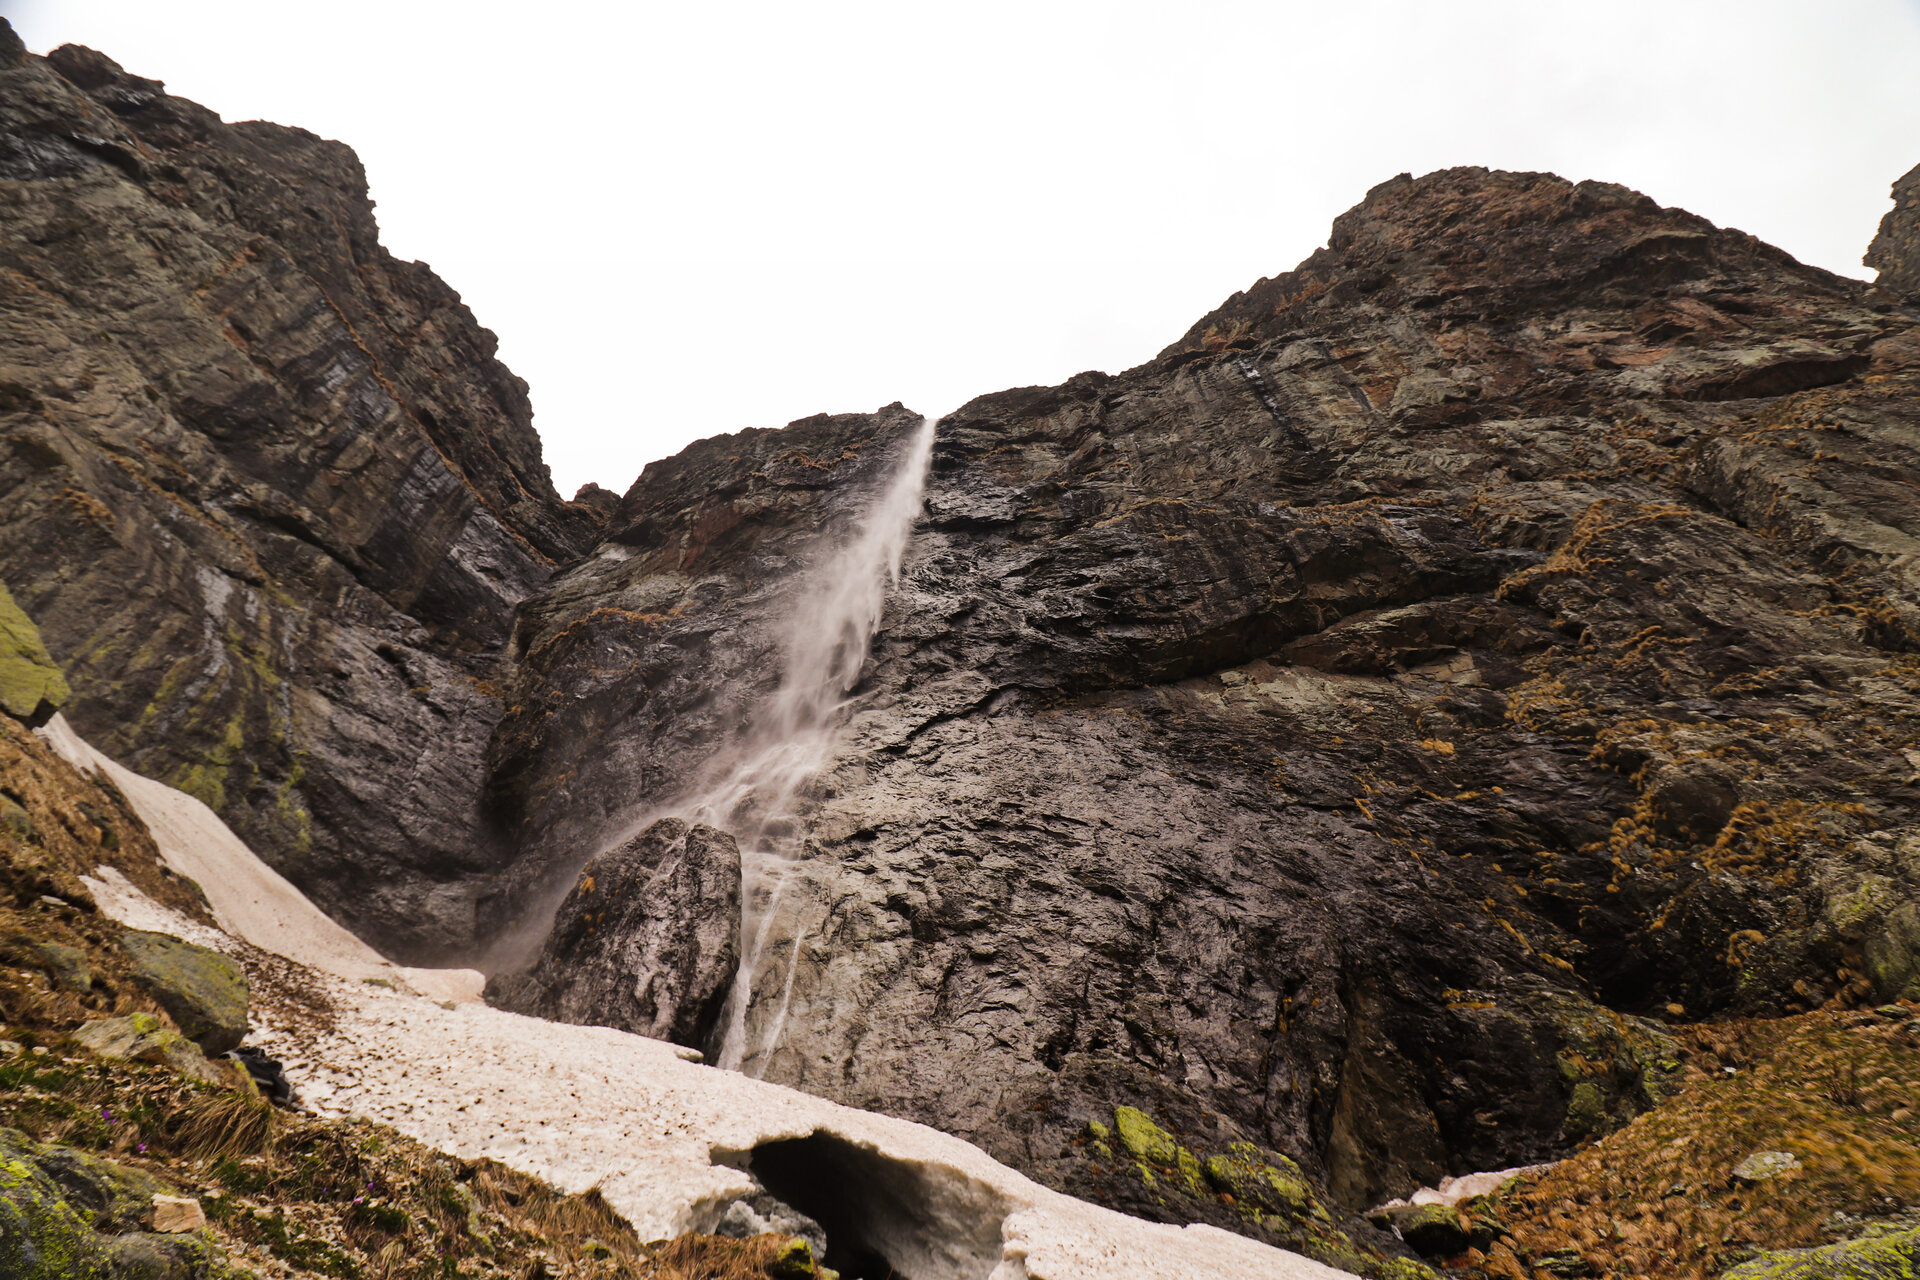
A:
[41,716,1338,1280]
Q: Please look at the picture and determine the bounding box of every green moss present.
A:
[1203,1145,1324,1220]
[174,708,247,812]
[349,1199,410,1233]
[1175,1146,1206,1195]
[1376,1260,1443,1280]
[212,1155,267,1195]
[0,581,70,727]
[770,1236,819,1278]
[32,942,90,992]
[1565,1080,1608,1138]
[0,1127,167,1279]
[1113,1105,1180,1165]
[0,793,33,840]
[1722,1228,1920,1279]
[116,932,250,1056]
[246,1207,361,1277]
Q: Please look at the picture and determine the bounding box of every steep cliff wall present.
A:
[7,16,1920,1256]
[0,28,601,961]
[491,168,1920,1226]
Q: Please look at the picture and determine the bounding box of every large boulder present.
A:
[0,1126,175,1280]
[72,1013,225,1084]
[112,932,249,1056]
[0,581,68,728]
[488,819,741,1051]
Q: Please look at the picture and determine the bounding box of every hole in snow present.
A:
[716,1129,1011,1280]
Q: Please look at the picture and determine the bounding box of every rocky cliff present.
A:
[0,27,600,962]
[7,19,1920,1269]
[488,167,1920,1233]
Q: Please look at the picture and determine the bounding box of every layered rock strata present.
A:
[0,29,599,961]
[490,168,1920,1229]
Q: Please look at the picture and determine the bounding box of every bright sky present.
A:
[12,2,1920,497]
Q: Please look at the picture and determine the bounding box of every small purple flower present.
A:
[136,1143,147,1153]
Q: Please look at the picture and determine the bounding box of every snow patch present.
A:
[48,718,1337,1279]
[38,714,480,1004]
[1381,1163,1558,1211]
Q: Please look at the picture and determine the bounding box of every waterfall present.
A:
[676,414,938,1072]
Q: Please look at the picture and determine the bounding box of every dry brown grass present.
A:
[650,1233,816,1280]
[173,1086,276,1159]
[1463,1004,1920,1280]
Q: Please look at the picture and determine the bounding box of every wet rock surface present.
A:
[0,35,598,962]
[489,166,1920,1226]
[486,818,741,1051]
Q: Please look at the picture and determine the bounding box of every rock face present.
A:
[0,31,599,962]
[488,818,741,1050]
[8,17,1920,1255]
[1867,163,1920,299]
[489,165,1920,1226]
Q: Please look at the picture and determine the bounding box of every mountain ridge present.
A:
[5,20,1920,1275]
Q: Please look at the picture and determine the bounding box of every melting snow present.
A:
[39,715,1338,1279]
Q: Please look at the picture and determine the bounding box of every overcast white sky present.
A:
[12,2,1920,496]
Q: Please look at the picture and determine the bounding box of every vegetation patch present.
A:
[1459,1004,1920,1280]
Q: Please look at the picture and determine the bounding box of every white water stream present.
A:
[675,415,938,1072]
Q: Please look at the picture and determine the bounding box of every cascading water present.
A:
[672,414,938,1073]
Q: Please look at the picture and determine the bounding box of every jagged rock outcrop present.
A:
[1867,162,1920,299]
[0,28,602,961]
[488,818,741,1050]
[489,166,1920,1227]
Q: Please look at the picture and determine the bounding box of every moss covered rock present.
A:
[0,1129,112,1279]
[769,1235,821,1278]
[71,1013,225,1084]
[1112,1105,1181,1165]
[0,582,68,729]
[1202,1144,1326,1220]
[32,941,90,993]
[1723,1228,1920,1280]
[0,1126,185,1279]
[116,932,249,1056]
